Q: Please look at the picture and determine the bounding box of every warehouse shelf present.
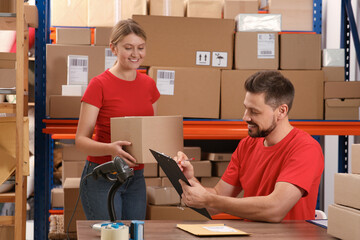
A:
[0,192,16,203]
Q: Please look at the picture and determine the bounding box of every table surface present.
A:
[77,219,335,240]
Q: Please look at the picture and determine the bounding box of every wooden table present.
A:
[77,220,335,240]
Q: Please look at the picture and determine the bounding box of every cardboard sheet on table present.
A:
[149,149,212,219]
[177,223,250,236]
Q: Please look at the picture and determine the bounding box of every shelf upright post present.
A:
[312,0,322,34]
[34,0,51,239]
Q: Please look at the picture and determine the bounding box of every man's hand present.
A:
[179,179,209,209]
[174,151,195,181]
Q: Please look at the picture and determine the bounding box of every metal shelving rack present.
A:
[34,0,360,239]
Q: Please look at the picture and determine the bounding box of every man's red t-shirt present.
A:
[221,128,324,220]
[81,70,160,165]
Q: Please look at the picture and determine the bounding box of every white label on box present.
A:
[156,70,175,95]
[196,51,211,66]
[212,52,228,67]
[67,55,88,85]
[257,33,275,59]
[105,48,117,70]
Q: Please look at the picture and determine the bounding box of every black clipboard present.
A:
[149,149,212,220]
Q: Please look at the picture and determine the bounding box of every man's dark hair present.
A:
[244,70,295,112]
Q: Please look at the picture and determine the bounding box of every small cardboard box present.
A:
[144,162,158,177]
[94,27,112,46]
[117,0,148,20]
[149,0,185,17]
[145,177,162,187]
[0,53,16,69]
[51,187,64,208]
[148,67,221,119]
[200,177,220,187]
[351,144,360,174]
[187,0,223,19]
[322,67,345,82]
[49,96,81,118]
[56,28,91,45]
[146,186,180,205]
[50,0,87,27]
[63,178,86,232]
[328,204,360,240]
[235,32,279,70]
[324,81,360,99]
[133,15,234,69]
[212,161,230,177]
[111,116,184,164]
[334,173,360,210]
[192,161,212,177]
[62,145,87,161]
[62,160,85,184]
[0,69,15,88]
[88,0,115,27]
[146,204,209,220]
[280,34,321,70]
[202,152,232,161]
[325,99,360,120]
[183,147,201,161]
[161,177,172,187]
[224,0,258,20]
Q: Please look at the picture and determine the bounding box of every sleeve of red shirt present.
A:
[81,77,103,109]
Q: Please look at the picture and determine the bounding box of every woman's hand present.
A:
[109,141,137,167]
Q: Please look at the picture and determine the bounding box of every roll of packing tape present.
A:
[101,224,129,240]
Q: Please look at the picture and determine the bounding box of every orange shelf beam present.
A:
[43,119,360,140]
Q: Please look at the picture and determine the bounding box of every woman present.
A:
[75,19,160,220]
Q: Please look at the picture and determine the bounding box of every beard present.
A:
[247,118,277,138]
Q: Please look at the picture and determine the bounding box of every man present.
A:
[176,70,324,223]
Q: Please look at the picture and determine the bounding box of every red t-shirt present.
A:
[221,128,324,220]
[81,70,160,166]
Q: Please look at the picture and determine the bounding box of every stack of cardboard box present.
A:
[327,144,360,239]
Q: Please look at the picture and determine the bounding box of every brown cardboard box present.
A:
[187,0,223,19]
[62,160,85,184]
[192,161,212,177]
[49,96,81,118]
[50,0,87,27]
[224,0,258,19]
[150,0,185,17]
[63,178,86,232]
[148,67,221,118]
[147,186,180,205]
[144,162,158,177]
[145,177,162,187]
[328,204,360,240]
[0,0,15,13]
[202,152,232,161]
[269,0,313,31]
[111,116,184,164]
[0,69,15,88]
[24,4,39,28]
[280,34,321,70]
[118,0,147,20]
[56,28,91,45]
[46,44,106,114]
[212,161,230,176]
[62,145,87,161]
[0,52,15,69]
[161,177,172,187]
[0,52,15,61]
[325,99,360,120]
[322,67,345,82]
[88,0,115,27]
[94,27,112,46]
[351,144,360,174]
[51,187,64,208]
[200,177,220,187]
[183,147,201,161]
[235,32,279,70]
[146,204,209,220]
[221,70,324,120]
[324,81,360,99]
[133,15,234,69]
[334,173,360,210]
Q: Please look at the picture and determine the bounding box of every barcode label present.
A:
[157,70,175,95]
[257,33,275,59]
[105,48,115,57]
[70,58,88,67]
[105,48,117,70]
[67,55,88,85]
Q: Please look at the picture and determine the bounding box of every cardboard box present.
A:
[0,52,16,61]
[133,15,234,69]
[212,161,230,177]
[334,173,360,210]
[0,0,15,13]
[62,145,87,161]
[146,204,209,220]
[236,14,282,32]
[46,44,106,114]
[221,70,324,120]
[351,144,360,174]
[192,161,212,177]
[280,34,321,70]
[62,85,87,96]
[150,0,185,17]
[202,152,233,161]
[111,116,184,164]
[224,0,258,20]
[187,0,223,19]
[117,0,147,20]
[51,187,64,208]
[144,162,158,177]
[322,67,345,82]
[88,0,115,27]
[161,177,172,187]
[49,96,81,118]
[145,177,162,187]
[269,0,313,31]
[94,27,112,46]
[183,147,201,161]
[328,204,360,240]
[147,186,180,205]
[322,49,345,67]
[62,160,85,184]
[324,81,360,99]
[56,28,91,45]
[50,0,87,27]
[0,69,15,88]
[148,67,221,118]
[235,32,279,70]
[63,178,86,232]
[200,177,220,187]
[325,99,360,120]
[24,4,39,28]
[0,53,15,69]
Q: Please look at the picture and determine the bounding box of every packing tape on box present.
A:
[101,224,129,240]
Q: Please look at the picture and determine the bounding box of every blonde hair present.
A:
[110,19,147,46]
